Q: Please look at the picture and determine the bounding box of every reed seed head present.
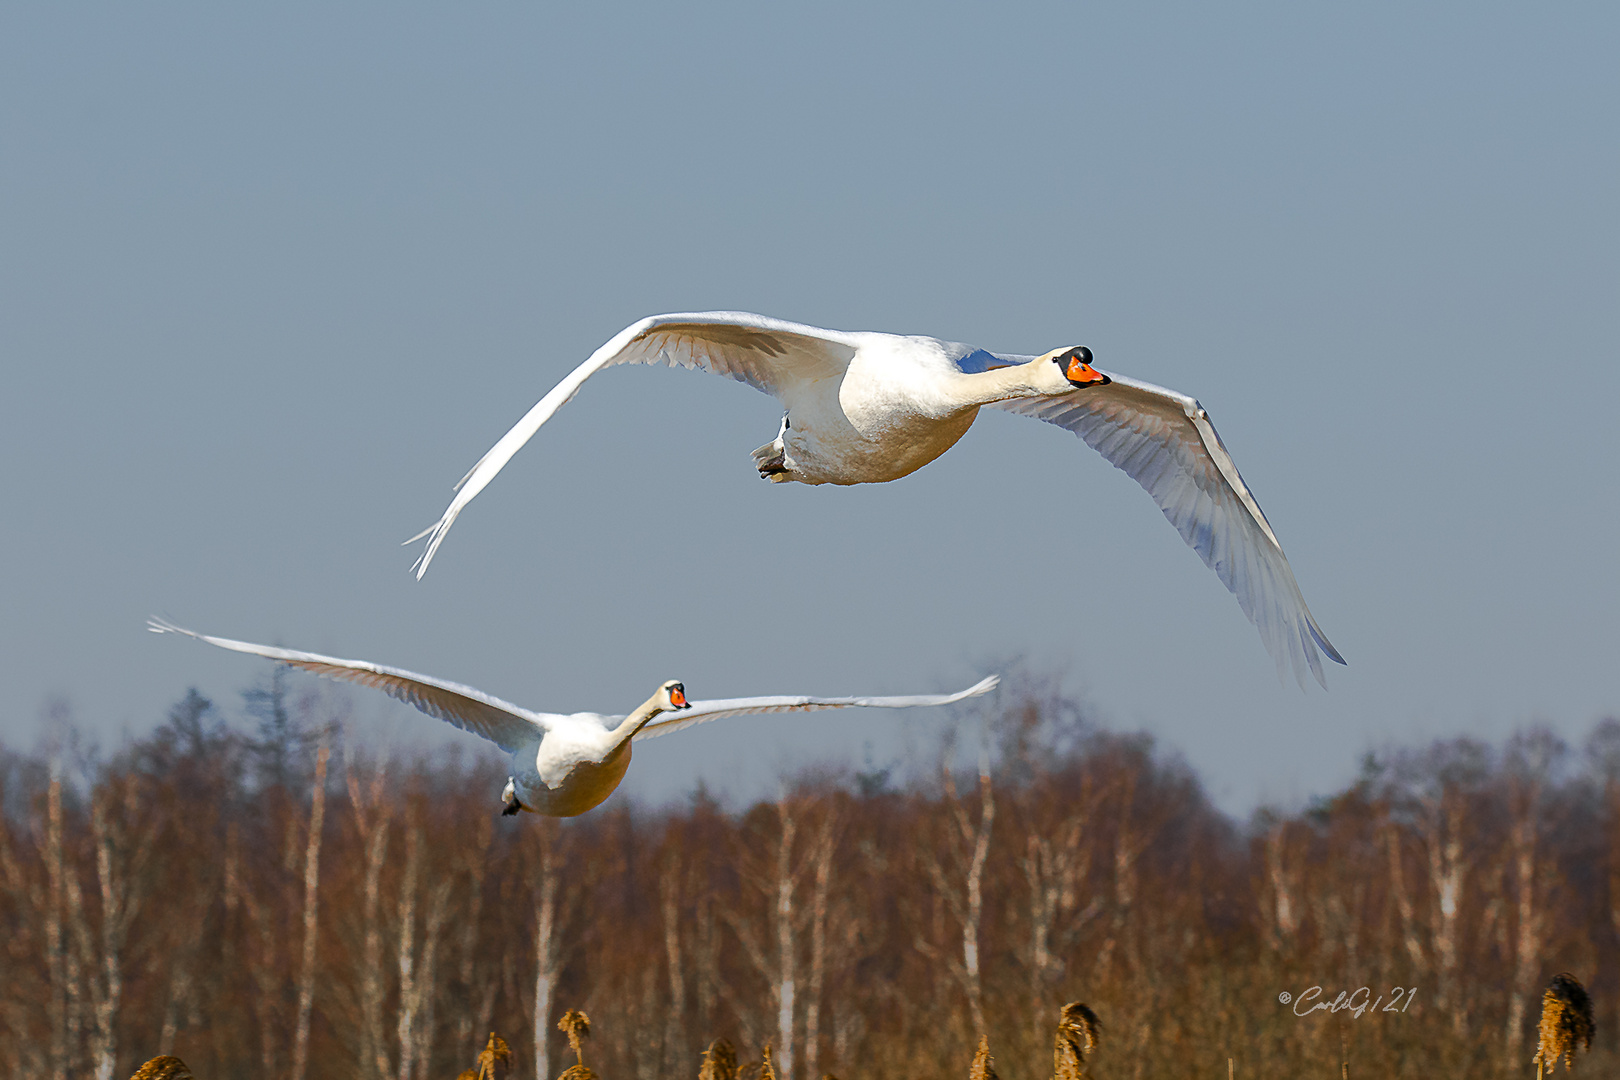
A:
[475,1031,512,1080]
[758,1045,778,1080]
[557,1067,599,1080]
[699,1038,739,1080]
[1534,972,1594,1072]
[129,1057,195,1080]
[558,1009,592,1063]
[968,1034,998,1080]
[1054,1002,1101,1080]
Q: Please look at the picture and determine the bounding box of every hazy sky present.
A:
[3,2,1616,815]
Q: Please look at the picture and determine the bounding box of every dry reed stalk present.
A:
[1053,1002,1101,1079]
[476,1031,512,1080]
[1532,972,1594,1074]
[968,1034,997,1080]
[557,1010,597,1079]
[699,1038,739,1080]
[559,1009,592,1061]
[758,1045,778,1080]
[128,1057,195,1080]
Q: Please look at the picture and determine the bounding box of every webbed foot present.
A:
[752,415,791,481]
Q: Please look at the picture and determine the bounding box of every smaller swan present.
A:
[148,618,998,817]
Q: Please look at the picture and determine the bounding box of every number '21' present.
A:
[1371,987,1417,1013]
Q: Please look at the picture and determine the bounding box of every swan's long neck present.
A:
[954,359,1068,405]
[605,691,668,751]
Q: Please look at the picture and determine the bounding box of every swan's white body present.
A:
[148,618,998,817]
[407,311,1344,687]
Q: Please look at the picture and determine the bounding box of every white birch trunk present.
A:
[46,764,67,1080]
[533,836,559,1080]
[802,815,836,1080]
[962,765,993,1039]
[410,879,454,1079]
[1423,798,1467,1034]
[291,737,331,1080]
[396,822,422,1080]
[1505,806,1542,1058]
[775,801,798,1079]
[346,752,393,1080]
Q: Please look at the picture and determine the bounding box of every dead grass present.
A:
[1534,973,1594,1075]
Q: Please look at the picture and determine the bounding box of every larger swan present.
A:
[148,618,997,817]
[407,312,1343,686]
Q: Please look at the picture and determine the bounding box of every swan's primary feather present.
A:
[989,375,1343,687]
[407,312,857,578]
[632,674,999,740]
[147,618,550,752]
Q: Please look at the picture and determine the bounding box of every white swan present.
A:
[148,618,998,817]
[406,312,1344,687]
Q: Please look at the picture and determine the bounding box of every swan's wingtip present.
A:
[967,674,1000,697]
[407,529,439,579]
[405,513,456,579]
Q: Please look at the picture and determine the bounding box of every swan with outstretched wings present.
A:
[406,311,1343,686]
[149,618,997,817]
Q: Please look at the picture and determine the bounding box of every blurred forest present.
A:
[2,672,1617,1080]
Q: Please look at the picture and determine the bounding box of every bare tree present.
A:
[917,750,995,1040]
[800,808,838,1080]
[660,849,687,1077]
[530,823,563,1080]
[45,760,69,1080]
[450,811,495,1063]
[1502,729,1565,1059]
[290,734,331,1080]
[345,749,393,1080]
[724,795,804,1076]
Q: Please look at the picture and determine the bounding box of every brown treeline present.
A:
[1,676,1617,1080]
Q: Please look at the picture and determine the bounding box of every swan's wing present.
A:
[989,374,1344,687]
[633,675,998,741]
[147,618,549,752]
[408,311,860,578]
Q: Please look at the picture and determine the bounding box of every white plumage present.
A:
[148,618,997,817]
[407,311,1344,687]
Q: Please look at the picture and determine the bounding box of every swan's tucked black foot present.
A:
[752,439,787,478]
[751,414,792,481]
[500,778,523,815]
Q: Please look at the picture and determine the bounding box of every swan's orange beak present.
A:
[1065,354,1110,387]
[669,686,689,709]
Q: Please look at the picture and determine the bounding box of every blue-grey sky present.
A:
[3,2,1616,814]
